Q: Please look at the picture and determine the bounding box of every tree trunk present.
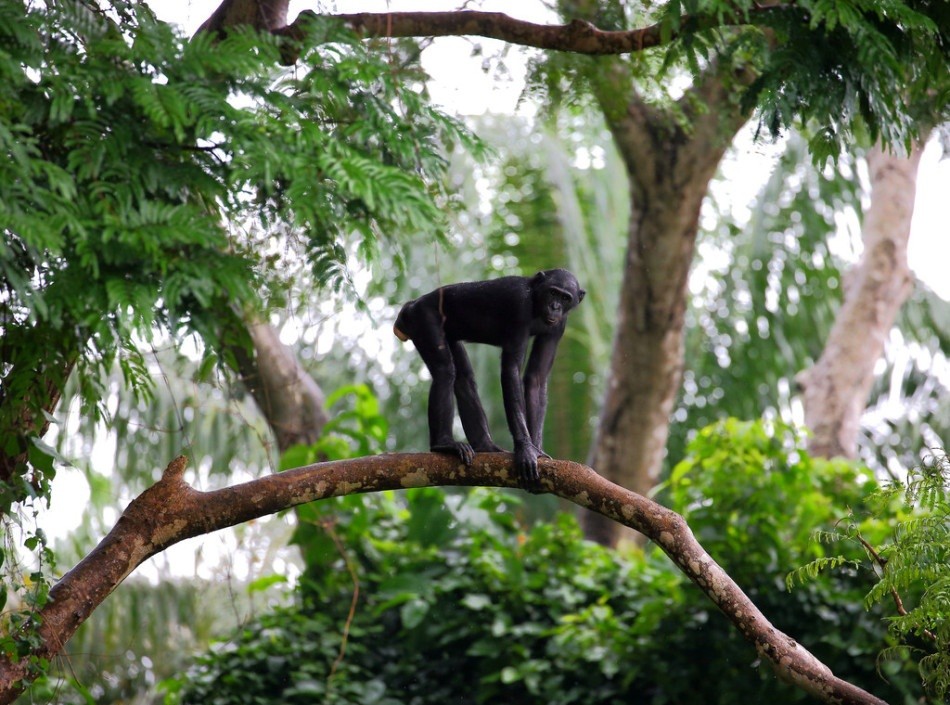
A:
[582,66,754,545]
[798,141,926,459]
[232,317,329,452]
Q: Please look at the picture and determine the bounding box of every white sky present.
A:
[43,0,949,564]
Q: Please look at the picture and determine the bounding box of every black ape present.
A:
[393,269,585,486]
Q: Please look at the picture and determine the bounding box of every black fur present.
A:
[394,269,585,487]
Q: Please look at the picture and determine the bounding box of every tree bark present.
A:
[582,63,756,545]
[230,317,329,452]
[798,141,926,459]
[0,453,887,705]
[197,0,288,36]
[198,4,788,60]
[272,7,775,61]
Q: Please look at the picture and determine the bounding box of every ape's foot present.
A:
[431,441,475,466]
[472,441,506,453]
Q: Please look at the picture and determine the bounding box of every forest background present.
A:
[1,0,949,703]
[43,0,950,560]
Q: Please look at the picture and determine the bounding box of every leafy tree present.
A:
[0,0,467,512]
[2,0,947,701]
[674,134,950,471]
[0,0,467,693]
[533,0,949,544]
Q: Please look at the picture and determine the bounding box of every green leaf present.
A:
[399,598,430,630]
[247,574,288,594]
[461,593,492,611]
[500,666,521,684]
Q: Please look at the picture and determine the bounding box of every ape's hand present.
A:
[431,441,475,466]
[514,441,542,492]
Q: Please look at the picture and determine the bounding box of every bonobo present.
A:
[393,269,585,487]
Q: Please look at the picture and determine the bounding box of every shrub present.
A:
[172,420,930,704]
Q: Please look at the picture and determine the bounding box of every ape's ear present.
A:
[578,289,586,303]
[532,271,547,284]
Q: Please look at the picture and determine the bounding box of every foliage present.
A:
[674,133,950,476]
[170,419,931,704]
[740,0,947,159]
[657,418,928,704]
[676,136,859,459]
[54,346,276,507]
[26,580,226,705]
[0,518,55,682]
[280,384,389,470]
[0,0,473,683]
[172,488,687,705]
[537,0,948,159]
[865,288,950,474]
[25,382,385,704]
[676,135,856,465]
[0,0,470,503]
[790,450,950,699]
[665,418,880,573]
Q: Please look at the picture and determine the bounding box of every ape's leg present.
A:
[406,307,475,465]
[449,341,505,453]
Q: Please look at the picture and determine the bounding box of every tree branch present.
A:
[273,8,784,63]
[1,454,885,705]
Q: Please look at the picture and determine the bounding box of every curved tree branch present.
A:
[1,454,885,705]
[270,7,785,63]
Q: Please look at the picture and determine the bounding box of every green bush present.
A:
[171,420,931,704]
[654,419,924,704]
[176,488,685,705]
[791,449,950,700]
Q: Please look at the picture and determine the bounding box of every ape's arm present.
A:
[523,329,563,457]
[500,338,542,485]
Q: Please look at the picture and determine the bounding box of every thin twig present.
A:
[856,533,937,642]
[323,520,361,679]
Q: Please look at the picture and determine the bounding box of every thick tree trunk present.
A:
[798,142,926,459]
[582,67,754,545]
